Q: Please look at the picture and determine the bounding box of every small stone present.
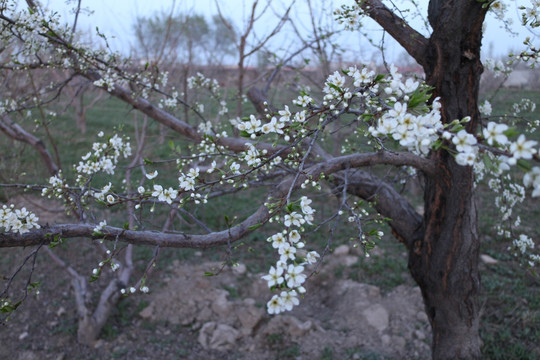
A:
[211,290,232,318]
[194,251,202,257]
[56,306,66,317]
[343,255,358,267]
[236,301,265,335]
[334,244,350,256]
[18,332,29,341]
[17,351,37,360]
[198,322,239,351]
[415,330,426,340]
[139,303,154,319]
[480,254,498,265]
[47,320,59,329]
[210,324,239,350]
[416,311,429,323]
[264,315,313,338]
[232,263,247,274]
[197,306,213,323]
[288,318,313,338]
[392,336,407,351]
[362,304,389,332]
[381,334,391,346]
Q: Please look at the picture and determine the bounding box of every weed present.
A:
[321,346,334,360]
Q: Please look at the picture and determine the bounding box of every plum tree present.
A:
[0,0,539,359]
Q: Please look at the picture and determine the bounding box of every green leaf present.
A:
[27,282,40,292]
[239,130,251,138]
[374,74,385,82]
[326,82,342,92]
[503,128,519,138]
[408,88,431,108]
[248,223,262,231]
[48,235,63,249]
[517,159,532,172]
[204,272,215,276]
[450,124,465,133]
[1,300,22,313]
[123,222,130,230]
[143,158,153,165]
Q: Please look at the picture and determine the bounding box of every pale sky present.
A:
[41,0,539,65]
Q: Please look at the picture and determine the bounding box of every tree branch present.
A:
[334,169,423,249]
[357,0,429,67]
[0,151,436,248]
[83,72,288,156]
[0,114,59,175]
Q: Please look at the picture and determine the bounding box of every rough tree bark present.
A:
[360,0,488,358]
[415,3,486,359]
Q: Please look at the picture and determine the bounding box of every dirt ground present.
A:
[0,196,432,360]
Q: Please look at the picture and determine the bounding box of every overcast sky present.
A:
[41,0,539,65]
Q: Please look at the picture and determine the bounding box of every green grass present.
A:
[265,333,301,360]
[476,88,540,359]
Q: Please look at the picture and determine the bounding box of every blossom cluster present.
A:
[0,2,68,58]
[508,233,539,267]
[523,167,540,197]
[159,90,179,109]
[479,100,493,116]
[456,122,537,174]
[75,133,132,178]
[483,58,511,77]
[479,120,538,172]
[151,184,178,205]
[370,99,443,156]
[333,4,362,31]
[262,196,320,314]
[187,72,220,93]
[120,285,149,295]
[93,69,119,91]
[0,204,40,234]
[519,1,540,28]
[41,171,67,199]
[233,114,288,139]
[512,98,536,116]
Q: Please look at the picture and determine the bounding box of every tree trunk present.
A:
[76,279,123,346]
[407,2,488,359]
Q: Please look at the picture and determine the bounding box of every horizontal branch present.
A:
[82,72,287,156]
[0,150,436,248]
[358,0,429,67]
[310,150,439,178]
